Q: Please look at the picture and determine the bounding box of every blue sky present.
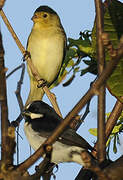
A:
[0,0,122,179]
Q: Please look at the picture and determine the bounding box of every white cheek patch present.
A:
[30,113,44,119]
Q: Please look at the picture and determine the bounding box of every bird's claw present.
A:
[23,51,31,61]
[45,164,58,180]
[37,79,47,88]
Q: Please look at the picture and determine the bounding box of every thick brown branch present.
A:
[95,0,106,162]
[5,127,16,166]
[103,155,123,180]
[81,151,110,180]
[0,30,9,161]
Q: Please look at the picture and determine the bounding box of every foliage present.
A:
[51,0,123,102]
[89,112,123,155]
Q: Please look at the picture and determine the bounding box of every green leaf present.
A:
[66,59,74,68]
[112,124,122,134]
[63,74,75,87]
[92,0,123,102]
[68,38,94,58]
[88,128,97,137]
[82,59,97,75]
[74,67,80,73]
[113,135,117,153]
[117,134,120,145]
[60,47,77,76]
[49,69,67,89]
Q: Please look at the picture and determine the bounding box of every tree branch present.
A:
[81,151,111,180]
[15,63,25,112]
[0,0,6,9]
[95,0,106,162]
[105,100,123,140]
[0,30,9,161]
[103,155,123,180]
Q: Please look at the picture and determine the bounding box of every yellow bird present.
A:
[26,6,66,105]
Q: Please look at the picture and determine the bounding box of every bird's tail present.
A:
[25,79,44,106]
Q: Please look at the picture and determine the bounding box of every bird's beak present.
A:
[31,14,37,21]
[22,110,31,117]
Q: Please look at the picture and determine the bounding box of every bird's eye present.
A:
[43,13,48,18]
[28,105,37,112]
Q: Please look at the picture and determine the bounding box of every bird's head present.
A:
[22,101,44,120]
[31,6,61,27]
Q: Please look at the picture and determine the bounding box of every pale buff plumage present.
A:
[26,6,66,105]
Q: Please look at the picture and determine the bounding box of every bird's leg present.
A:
[44,164,58,180]
[23,51,31,61]
[42,144,59,178]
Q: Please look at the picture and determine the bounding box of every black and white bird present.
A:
[22,100,94,166]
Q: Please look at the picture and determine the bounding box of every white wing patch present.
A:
[30,113,44,119]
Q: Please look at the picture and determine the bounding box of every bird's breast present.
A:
[24,122,46,150]
[27,28,65,83]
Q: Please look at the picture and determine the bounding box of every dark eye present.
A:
[29,105,37,112]
[43,13,48,18]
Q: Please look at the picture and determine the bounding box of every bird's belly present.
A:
[24,123,85,165]
[52,143,85,165]
[24,123,46,150]
[27,33,64,83]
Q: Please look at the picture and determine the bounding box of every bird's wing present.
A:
[49,26,67,87]
[58,128,94,151]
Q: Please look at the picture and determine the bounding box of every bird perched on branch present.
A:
[25,6,66,105]
[22,100,94,166]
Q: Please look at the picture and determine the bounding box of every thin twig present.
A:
[74,99,91,131]
[95,0,106,162]
[15,63,25,111]
[16,43,123,171]
[15,63,25,165]
[6,63,25,111]
[0,9,62,117]
[70,99,91,130]
[6,63,25,165]
[105,100,123,140]
[11,114,23,127]
[6,64,23,79]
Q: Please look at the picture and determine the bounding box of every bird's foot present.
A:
[37,79,47,88]
[45,164,58,174]
[23,51,31,61]
[45,164,58,180]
